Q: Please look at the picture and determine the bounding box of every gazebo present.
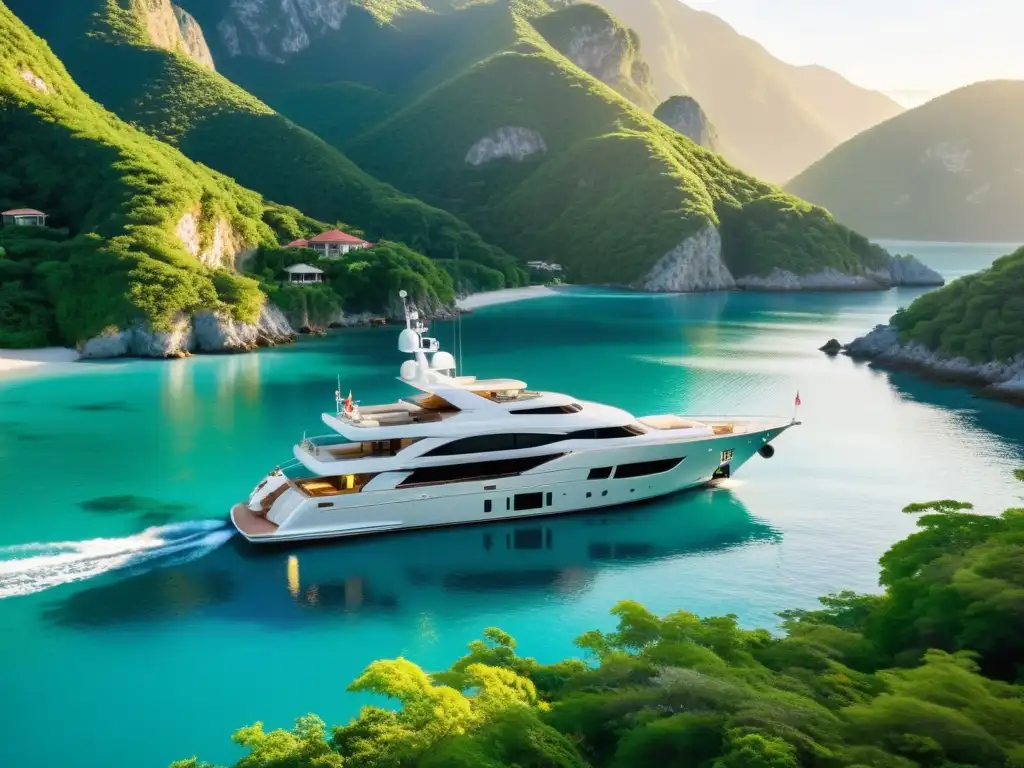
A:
[284,263,324,284]
[2,208,47,227]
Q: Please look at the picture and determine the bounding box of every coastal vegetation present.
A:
[174,474,1024,768]
[892,245,1024,362]
[0,2,322,347]
[6,0,524,284]
[787,80,1024,242]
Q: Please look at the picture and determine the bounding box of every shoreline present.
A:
[455,285,558,311]
[0,347,81,380]
[844,325,1024,406]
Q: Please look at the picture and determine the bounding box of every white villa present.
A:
[287,229,373,259]
[526,260,563,272]
[284,263,324,284]
[2,208,48,227]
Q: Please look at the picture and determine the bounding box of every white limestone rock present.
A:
[19,68,50,93]
[642,226,735,292]
[216,0,349,62]
[736,267,891,291]
[466,127,547,165]
[193,303,295,352]
[886,254,944,286]
[176,213,252,269]
[654,96,719,151]
[173,5,216,70]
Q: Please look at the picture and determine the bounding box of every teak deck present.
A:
[231,504,279,536]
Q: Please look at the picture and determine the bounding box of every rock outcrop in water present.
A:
[79,304,295,359]
[845,324,1024,401]
[642,226,735,292]
[734,254,944,292]
[654,96,719,151]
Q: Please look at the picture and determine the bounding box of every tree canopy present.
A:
[174,472,1024,768]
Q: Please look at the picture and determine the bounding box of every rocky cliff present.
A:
[465,126,548,165]
[845,324,1024,401]
[654,96,719,151]
[734,254,943,292]
[79,304,296,359]
[214,0,350,62]
[139,0,216,70]
[642,226,735,292]
[534,4,658,110]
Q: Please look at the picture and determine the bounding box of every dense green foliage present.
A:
[0,2,322,346]
[251,240,455,326]
[345,6,891,285]
[6,0,524,285]
[891,246,1024,363]
[788,81,1024,241]
[596,0,903,182]
[174,474,1024,768]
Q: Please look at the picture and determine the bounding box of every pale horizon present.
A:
[685,0,1024,107]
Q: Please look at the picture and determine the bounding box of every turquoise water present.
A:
[2,242,1023,768]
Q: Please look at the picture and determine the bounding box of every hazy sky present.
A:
[687,0,1024,105]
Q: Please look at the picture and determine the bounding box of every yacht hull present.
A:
[230,422,792,544]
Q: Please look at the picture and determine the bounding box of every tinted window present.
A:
[399,454,563,486]
[514,492,544,511]
[614,458,684,479]
[511,404,583,415]
[484,499,492,513]
[426,433,563,456]
[569,426,644,440]
[588,467,612,480]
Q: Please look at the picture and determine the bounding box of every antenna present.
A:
[399,289,410,329]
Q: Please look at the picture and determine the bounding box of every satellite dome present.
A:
[400,360,418,381]
[431,351,456,371]
[398,329,420,353]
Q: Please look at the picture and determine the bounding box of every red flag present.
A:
[344,390,353,414]
[794,391,802,407]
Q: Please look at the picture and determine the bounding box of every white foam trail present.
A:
[0,520,234,599]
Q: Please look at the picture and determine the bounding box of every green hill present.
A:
[0,1,317,349]
[5,0,524,287]
[891,245,1024,363]
[788,80,1024,242]
[594,0,904,182]
[343,3,890,287]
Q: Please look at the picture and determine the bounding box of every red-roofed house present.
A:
[285,238,310,248]
[306,229,373,259]
[2,208,47,227]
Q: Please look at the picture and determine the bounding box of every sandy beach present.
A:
[0,347,81,378]
[456,285,558,311]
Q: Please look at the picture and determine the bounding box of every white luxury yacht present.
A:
[230,293,799,543]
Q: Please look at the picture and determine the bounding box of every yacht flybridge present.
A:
[230,292,799,543]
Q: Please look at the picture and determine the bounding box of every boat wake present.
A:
[0,520,235,599]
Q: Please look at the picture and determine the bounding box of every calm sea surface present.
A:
[2,241,1022,768]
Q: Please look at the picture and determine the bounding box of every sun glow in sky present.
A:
[686,0,1024,105]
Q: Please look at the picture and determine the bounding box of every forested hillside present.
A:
[6,0,525,288]
[788,80,1024,242]
[0,1,460,351]
[174,479,1024,767]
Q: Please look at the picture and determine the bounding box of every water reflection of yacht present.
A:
[44,490,778,627]
[259,488,778,615]
[231,292,799,543]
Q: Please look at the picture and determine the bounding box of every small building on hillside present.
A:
[284,263,324,284]
[2,208,48,227]
[303,229,373,259]
[526,260,563,273]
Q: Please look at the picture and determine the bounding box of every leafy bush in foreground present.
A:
[174,473,1024,768]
